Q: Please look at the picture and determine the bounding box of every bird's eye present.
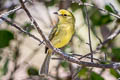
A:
[63,14,67,16]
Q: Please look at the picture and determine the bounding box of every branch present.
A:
[0,0,28,24]
[72,0,120,19]
[83,4,93,62]
[79,28,120,59]
[0,6,21,24]
[19,0,54,51]
[0,17,43,44]
[52,53,101,62]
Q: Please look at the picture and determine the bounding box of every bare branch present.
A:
[72,0,120,19]
[71,54,101,62]
[0,7,21,24]
[79,28,120,60]
[0,17,43,44]
[19,0,54,50]
[83,4,93,62]
[0,0,28,24]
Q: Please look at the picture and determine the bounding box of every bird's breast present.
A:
[51,24,74,48]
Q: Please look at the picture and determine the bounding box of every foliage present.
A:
[112,48,120,62]
[90,72,104,80]
[89,8,113,26]
[0,29,14,48]
[27,66,39,76]
[110,69,120,79]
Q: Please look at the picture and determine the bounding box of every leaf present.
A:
[112,48,120,61]
[8,12,16,20]
[105,5,114,13]
[27,66,39,76]
[78,68,88,77]
[0,30,14,48]
[110,69,120,78]
[22,22,34,33]
[71,3,81,12]
[90,72,104,80]
[61,61,69,69]
[2,58,9,75]
[90,9,113,26]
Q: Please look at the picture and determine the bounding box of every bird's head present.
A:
[54,9,75,24]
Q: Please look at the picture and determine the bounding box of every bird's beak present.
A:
[53,12,58,15]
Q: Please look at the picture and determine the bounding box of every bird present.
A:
[39,9,75,78]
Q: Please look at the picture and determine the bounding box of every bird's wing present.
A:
[45,24,59,53]
[49,25,58,40]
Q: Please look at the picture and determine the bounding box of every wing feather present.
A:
[45,24,59,53]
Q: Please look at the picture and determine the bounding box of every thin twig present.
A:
[94,34,103,44]
[72,67,81,80]
[71,54,101,62]
[0,6,21,23]
[0,0,28,24]
[52,56,101,62]
[79,29,120,60]
[19,0,54,51]
[83,4,93,62]
[109,3,118,14]
[0,17,43,44]
[72,0,120,19]
[8,41,21,80]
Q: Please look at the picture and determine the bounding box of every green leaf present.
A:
[0,30,14,48]
[71,3,81,12]
[27,66,38,76]
[2,58,9,75]
[90,72,104,80]
[110,69,120,78]
[8,12,16,20]
[61,61,69,69]
[78,68,88,77]
[105,5,114,13]
[22,22,34,33]
[112,48,120,61]
[90,9,113,26]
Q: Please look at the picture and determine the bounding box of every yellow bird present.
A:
[40,9,75,76]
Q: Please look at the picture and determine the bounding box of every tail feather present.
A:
[40,53,51,74]
[39,50,52,80]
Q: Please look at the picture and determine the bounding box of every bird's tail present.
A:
[39,49,52,79]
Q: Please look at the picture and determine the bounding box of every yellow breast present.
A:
[51,24,74,48]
